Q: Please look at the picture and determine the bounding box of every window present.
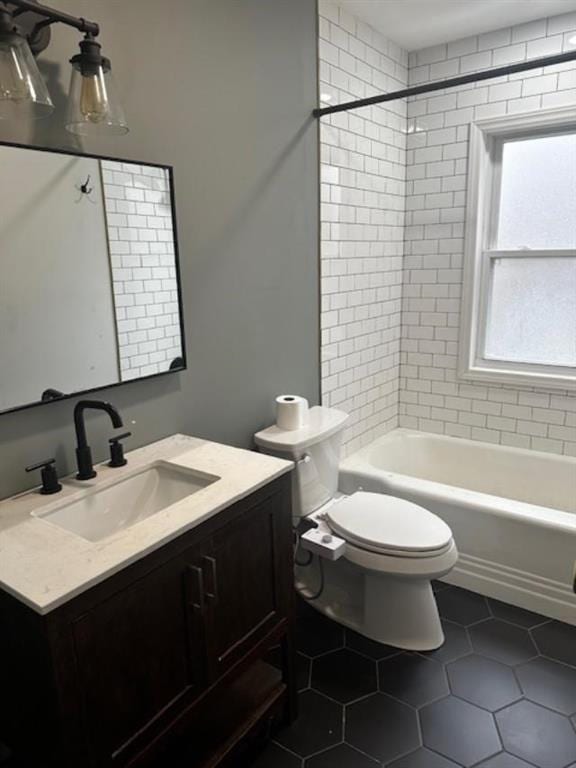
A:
[460,108,576,390]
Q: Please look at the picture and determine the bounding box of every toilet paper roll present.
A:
[275,395,309,430]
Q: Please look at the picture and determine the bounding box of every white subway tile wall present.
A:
[101,161,183,381]
[319,0,408,455]
[401,12,576,457]
[320,3,576,457]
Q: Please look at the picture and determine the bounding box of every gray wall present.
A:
[0,0,320,499]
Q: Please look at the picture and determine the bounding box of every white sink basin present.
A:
[32,462,220,542]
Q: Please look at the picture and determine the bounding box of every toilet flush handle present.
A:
[297,454,312,465]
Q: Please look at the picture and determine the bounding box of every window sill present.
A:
[458,363,576,392]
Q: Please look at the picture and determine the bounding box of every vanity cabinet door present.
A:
[203,485,292,680]
[70,543,209,766]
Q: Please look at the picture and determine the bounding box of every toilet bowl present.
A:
[254,406,458,651]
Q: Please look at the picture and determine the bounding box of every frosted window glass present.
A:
[497,133,576,250]
[485,257,576,367]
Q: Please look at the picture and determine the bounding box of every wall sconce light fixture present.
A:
[0,0,128,135]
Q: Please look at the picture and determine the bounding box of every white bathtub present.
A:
[340,429,576,625]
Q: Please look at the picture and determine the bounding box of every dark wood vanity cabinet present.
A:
[0,473,295,768]
[71,539,210,766]
[204,493,289,680]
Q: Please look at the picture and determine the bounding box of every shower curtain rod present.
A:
[313,49,576,117]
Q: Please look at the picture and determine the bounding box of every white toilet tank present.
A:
[254,406,349,519]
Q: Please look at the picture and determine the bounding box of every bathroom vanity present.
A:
[0,436,295,768]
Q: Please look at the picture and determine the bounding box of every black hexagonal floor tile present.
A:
[379,652,449,707]
[275,690,342,757]
[295,597,314,618]
[496,700,576,768]
[516,657,576,716]
[346,693,420,763]
[436,585,490,626]
[470,619,538,666]
[0,743,12,764]
[418,619,472,664]
[447,654,522,711]
[295,602,344,658]
[346,628,402,661]
[297,654,312,691]
[533,621,576,668]
[266,646,311,692]
[432,580,451,594]
[476,754,535,767]
[250,742,302,768]
[487,598,550,629]
[304,743,378,767]
[311,648,377,703]
[386,747,460,767]
[420,695,502,766]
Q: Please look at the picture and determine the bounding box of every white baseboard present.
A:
[443,552,576,626]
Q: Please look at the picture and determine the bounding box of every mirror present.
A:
[0,143,185,415]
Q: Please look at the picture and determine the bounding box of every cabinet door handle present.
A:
[188,565,205,615]
[202,556,219,604]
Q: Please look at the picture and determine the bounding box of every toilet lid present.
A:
[326,492,453,554]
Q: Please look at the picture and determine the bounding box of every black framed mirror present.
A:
[0,141,186,415]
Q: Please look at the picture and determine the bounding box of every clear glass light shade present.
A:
[0,33,54,119]
[65,62,128,136]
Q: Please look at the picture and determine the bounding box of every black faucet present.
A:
[74,400,124,480]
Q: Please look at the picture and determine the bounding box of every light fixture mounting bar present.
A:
[5,0,99,36]
[313,49,576,117]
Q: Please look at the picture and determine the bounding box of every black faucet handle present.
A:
[26,458,62,495]
[109,431,132,444]
[108,432,132,468]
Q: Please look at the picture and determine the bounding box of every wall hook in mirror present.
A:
[75,175,96,204]
[80,175,93,195]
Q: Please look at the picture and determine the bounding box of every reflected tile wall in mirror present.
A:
[102,161,183,381]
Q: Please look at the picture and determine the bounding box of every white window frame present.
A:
[459,107,576,392]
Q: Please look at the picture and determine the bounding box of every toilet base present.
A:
[364,572,444,650]
[296,544,456,652]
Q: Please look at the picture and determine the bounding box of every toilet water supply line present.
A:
[291,450,327,601]
[294,523,325,601]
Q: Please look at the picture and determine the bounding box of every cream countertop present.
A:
[0,434,292,615]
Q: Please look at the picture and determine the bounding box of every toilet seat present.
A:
[326,492,453,558]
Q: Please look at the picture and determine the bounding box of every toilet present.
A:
[254,406,458,651]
